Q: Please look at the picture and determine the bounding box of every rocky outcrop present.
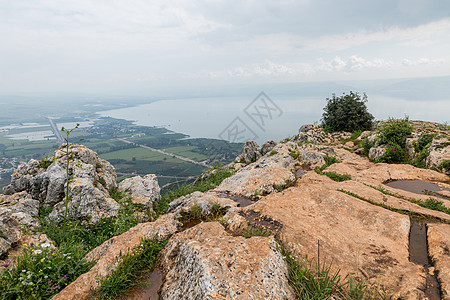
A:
[0,207,22,256]
[0,191,40,229]
[3,144,121,224]
[368,146,386,160]
[260,140,277,156]
[235,141,261,164]
[119,174,160,207]
[426,137,450,170]
[159,222,294,299]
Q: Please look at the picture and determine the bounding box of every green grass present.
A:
[100,147,183,163]
[154,166,234,215]
[278,243,384,299]
[337,189,449,224]
[341,130,362,144]
[163,146,208,161]
[0,235,94,299]
[316,155,338,173]
[322,172,351,182]
[241,225,271,238]
[94,238,167,300]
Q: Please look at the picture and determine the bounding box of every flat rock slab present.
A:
[427,223,450,299]
[160,222,294,300]
[239,183,427,298]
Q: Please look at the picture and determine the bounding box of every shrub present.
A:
[378,117,412,148]
[321,92,374,132]
[362,138,374,156]
[378,143,407,163]
[414,134,434,152]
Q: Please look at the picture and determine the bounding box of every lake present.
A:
[99,95,449,145]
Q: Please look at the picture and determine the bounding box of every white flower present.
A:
[41,243,51,248]
[33,250,42,254]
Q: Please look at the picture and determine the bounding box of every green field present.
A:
[100,147,184,163]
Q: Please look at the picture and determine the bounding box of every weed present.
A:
[322,172,351,182]
[241,225,271,238]
[316,155,338,173]
[439,160,450,173]
[342,130,362,144]
[277,243,381,299]
[415,198,449,215]
[109,186,127,202]
[290,152,300,159]
[180,202,227,225]
[39,155,53,170]
[94,238,167,300]
[377,143,407,164]
[154,166,233,215]
[0,235,94,299]
[270,150,278,156]
[414,134,434,152]
[377,117,412,148]
[97,176,107,188]
[362,138,374,157]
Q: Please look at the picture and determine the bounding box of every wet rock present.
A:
[368,146,386,160]
[53,215,179,300]
[260,140,277,156]
[119,174,160,207]
[427,223,450,299]
[235,141,261,164]
[159,222,294,299]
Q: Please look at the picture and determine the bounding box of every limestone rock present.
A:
[427,223,450,299]
[167,191,237,216]
[215,165,296,199]
[426,137,450,170]
[159,222,294,299]
[368,146,386,160]
[0,191,40,229]
[297,125,331,144]
[119,174,160,207]
[48,177,120,224]
[260,140,277,156]
[236,141,261,164]
[0,207,22,256]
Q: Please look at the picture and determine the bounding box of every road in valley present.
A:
[117,138,211,168]
[47,118,64,144]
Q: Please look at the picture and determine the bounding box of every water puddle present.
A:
[239,210,283,237]
[180,219,202,231]
[217,192,254,207]
[385,179,450,200]
[125,269,163,300]
[408,219,441,299]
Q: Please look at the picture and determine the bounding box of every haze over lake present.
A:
[100,95,449,145]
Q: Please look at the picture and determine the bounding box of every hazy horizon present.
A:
[1,1,450,97]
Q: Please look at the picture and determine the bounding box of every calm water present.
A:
[99,95,449,145]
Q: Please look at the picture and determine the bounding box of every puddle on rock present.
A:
[408,219,441,300]
[385,179,450,200]
[239,210,283,236]
[217,192,254,207]
[181,219,202,231]
[125,269,163,300]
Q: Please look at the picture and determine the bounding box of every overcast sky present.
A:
[1,0,450,95]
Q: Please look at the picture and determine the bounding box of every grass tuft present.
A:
[94,238,167,300]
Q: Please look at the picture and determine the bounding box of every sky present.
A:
[1,0,450,95]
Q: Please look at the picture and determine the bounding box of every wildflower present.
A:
[23,244,28,247]
[30,242,34,245]
[44,275,48,279]
[48,280,52,285]
[33,250,42,254]
[22,270,26,273]
[41,242,51,248]
[57,285,60,289]
[4,263,8,267]
[40,258,44,262]
[64,275,67,279]
[52,252,56,256]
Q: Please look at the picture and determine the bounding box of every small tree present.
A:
[321,91,374,132]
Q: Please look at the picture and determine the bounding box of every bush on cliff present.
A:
[377,117,413,149]
[321,91,374,133]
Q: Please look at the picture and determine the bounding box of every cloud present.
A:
[402,58,445,66]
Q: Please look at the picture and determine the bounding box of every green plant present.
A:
[154,166,234,215]
[415,198,449,215]
[241,225,271,238]
[342,130,363,144]
[39,155,53,170]
[378,143,407,164]
[277,243,380,299]
[97,176,107,188]
[377,117,412,148]
[94,238,167,300]
[270,150,277,156]
[290,152,300,159]
[362,138,374,157]
[321,91,374,132]
[439,160,450,172]
[180,202,227,225]
[315,155,338,173]
[61,123,80,226]
[414,134,434,152]
[322,172,351,182]
[0,235,94,299]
